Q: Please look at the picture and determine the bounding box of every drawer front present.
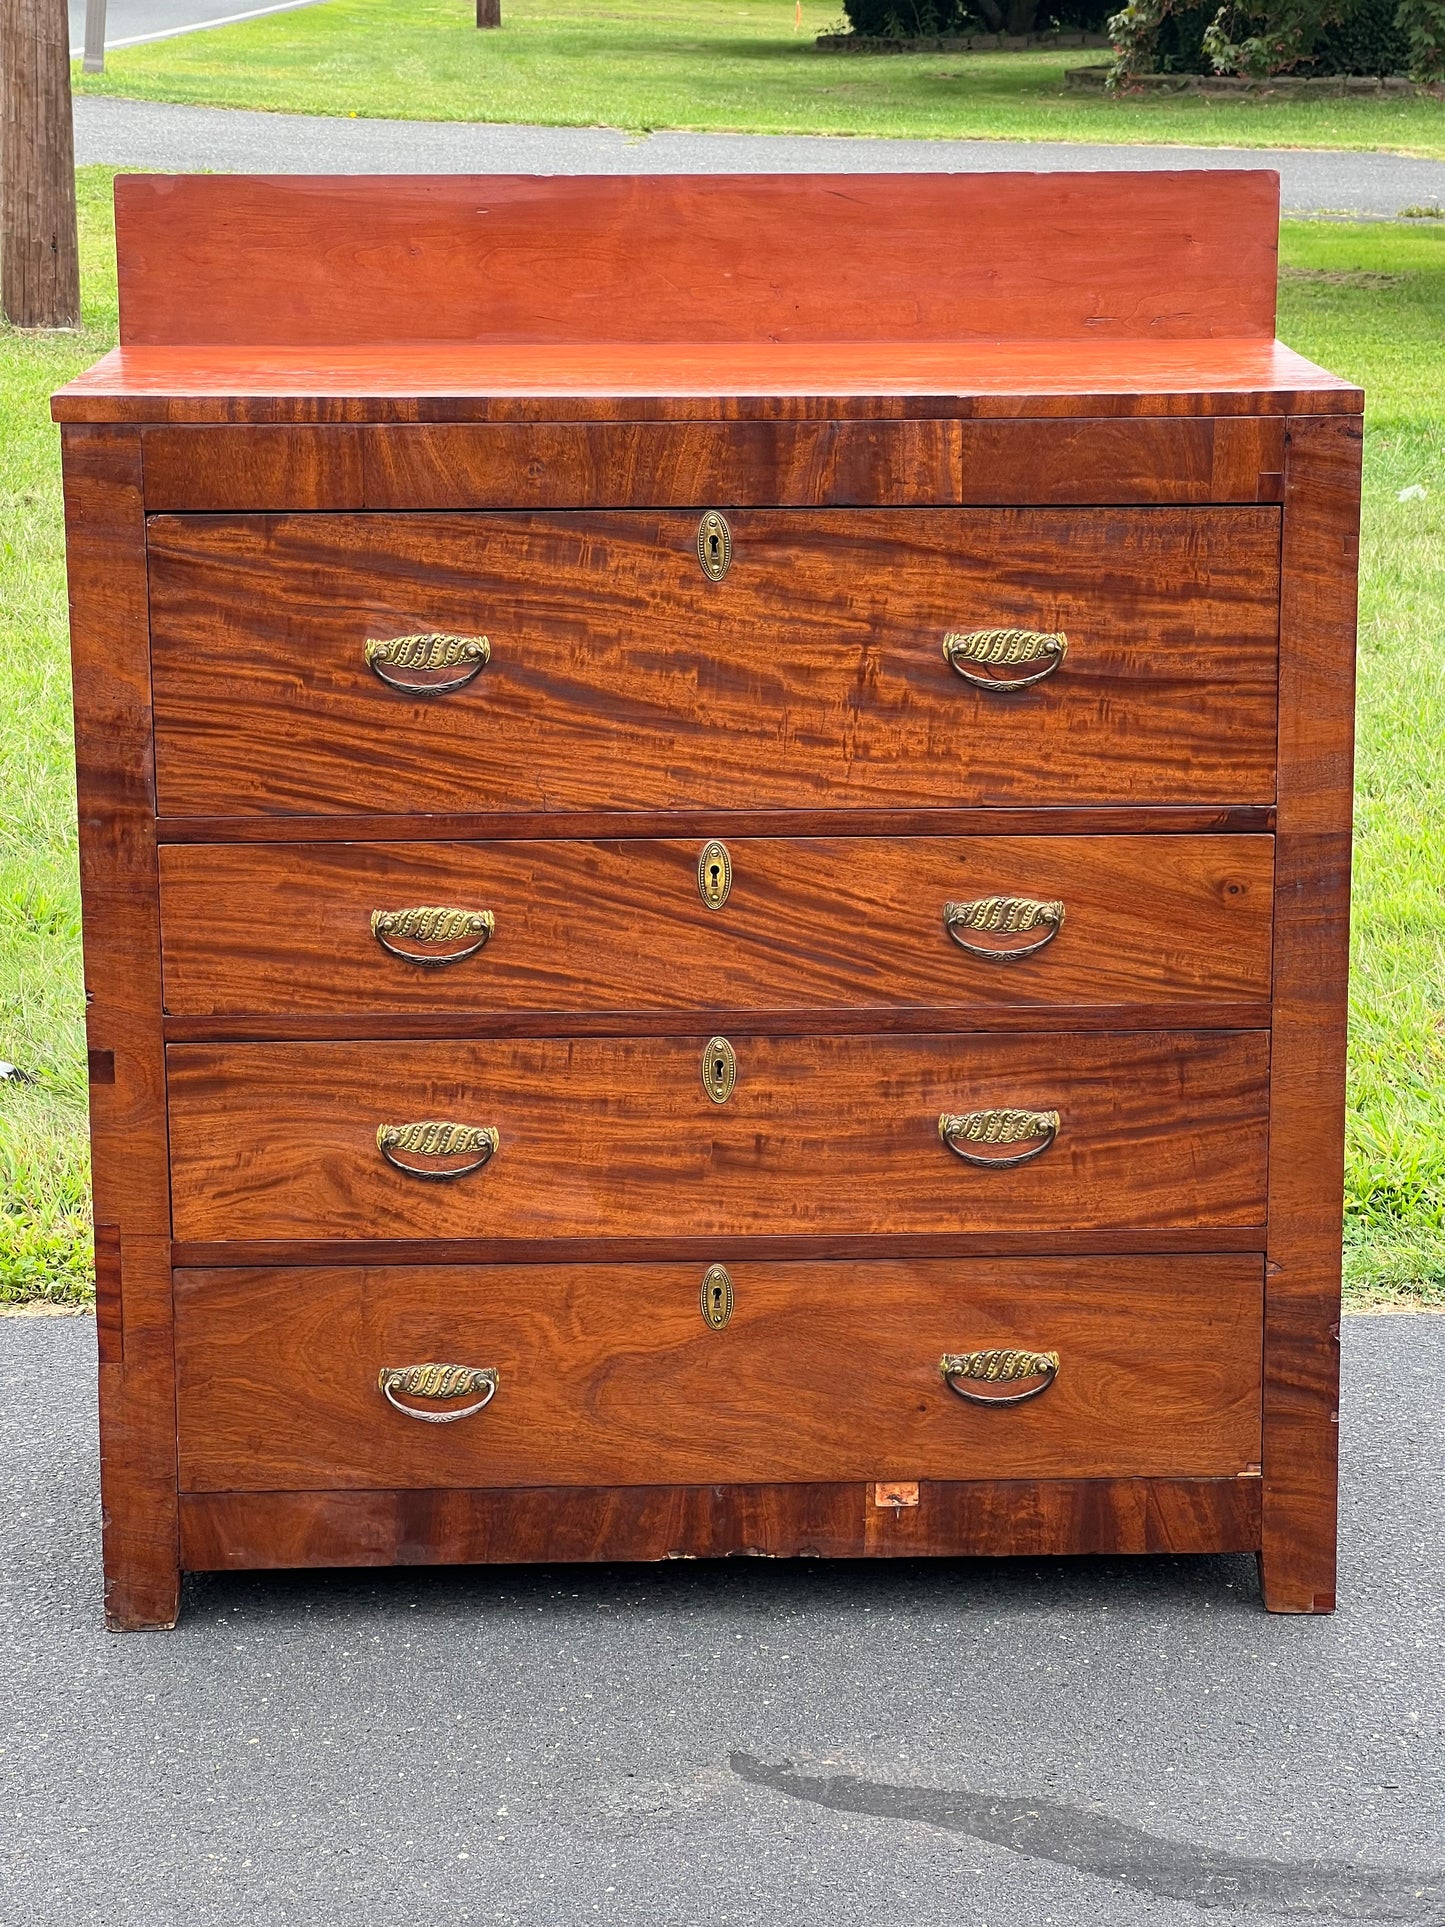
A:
[147,509,1279,816]
[158,833,1274,1018]
[174,1256,1264,1491]
[165,1031,1269,1242]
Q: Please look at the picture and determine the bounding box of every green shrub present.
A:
[1108,0,1432,76]
[841,0,1109,35]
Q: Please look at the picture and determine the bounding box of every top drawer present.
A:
[147,508,1279,817]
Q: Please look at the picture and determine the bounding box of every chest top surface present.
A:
[52,170,1360,424]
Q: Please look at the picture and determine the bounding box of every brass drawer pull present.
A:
[943,628,1066,692]
[371,905,495,967]
[378,1363,499,1423]
[943,895,1064,961]
[365,632,490,696]
[938,1108,1059,1167]
[377,1120,499,1181]
[940,1349,1059,1406]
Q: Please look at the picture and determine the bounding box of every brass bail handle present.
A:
[378,1363,499,1424]
[943,629,1066,692]
[938,1108,1059,1168]
[377,1120,499,1181]
[943,896,1064,962]
[371,906,495,967]
[365,632,490,696]
[940,1349,1059,1407]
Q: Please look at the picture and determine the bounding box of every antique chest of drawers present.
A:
[55,171,1362,1628]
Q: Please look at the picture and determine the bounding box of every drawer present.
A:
[173,1255,1264,1490]
[165,1030,1269,1242]
[158,833,1274,1019]
[147,508,1279,816]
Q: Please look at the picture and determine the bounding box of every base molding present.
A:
[180,1476,1262,1572]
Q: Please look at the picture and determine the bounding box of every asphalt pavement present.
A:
[69,0,327,58]
[70,95,1445,217]
[2,1309,1442,1926]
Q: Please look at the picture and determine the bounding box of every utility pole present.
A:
[476,0,500,25]
[1,0,81,327]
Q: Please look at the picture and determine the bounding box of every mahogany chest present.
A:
[55,171,1361,1627]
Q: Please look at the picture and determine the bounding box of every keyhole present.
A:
[698,839,732,910]
[709,533,720,558]
[701,1262,734,1328]
[701,1034,736,1103]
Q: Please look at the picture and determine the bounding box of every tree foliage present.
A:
[1107,0,1443,77]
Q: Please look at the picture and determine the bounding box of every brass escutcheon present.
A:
[700,1263,735,1330]
[697,510,733,582]
[697,839,732,910]
[702,1036,737,1104]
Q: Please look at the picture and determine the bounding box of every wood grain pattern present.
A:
[111,173,1282,349]
[165,1030,1270,1243]
[1259,413,1361,1613]
[147,508,1280,816]
[61,427,179,1631]
[957,419,1285,505]
[157,834,1274,1019]
[141,425,364,511]
[93,1224,123,1366]
[173,1256,1263,1491]
[178,1476,1263,1571]
[155,805,1276,844]
[53,338,1361,427]
[360,421,961,512]
[140,420,1283,513]
[167,1228,1267,1268]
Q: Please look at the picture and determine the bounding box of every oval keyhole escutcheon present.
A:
[701,1263,734,1330]
[697,838,732,910]
[702,1035,737,1104]
[697,510,733,582]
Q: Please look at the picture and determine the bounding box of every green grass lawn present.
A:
[1,170,1442,1307]
[75,0,1445,157]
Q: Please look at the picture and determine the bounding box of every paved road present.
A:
[73,96,1445,218]
[2,1310,1442,1926]
[70,0,326,59]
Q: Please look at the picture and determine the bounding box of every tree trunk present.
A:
[1,0,80,327]
[476,0,500,25]
[1004,0,1039,32]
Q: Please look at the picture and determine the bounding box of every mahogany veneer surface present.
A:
[165,1031,1270,1243]
[147,508,1280,815]
[56,171,1359,1625]
[157,834,1274,1019]
[173,1258,1264,1490]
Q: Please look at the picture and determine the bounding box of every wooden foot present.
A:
[104,1562,181,1632]
[1256,1545,1336,1615]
